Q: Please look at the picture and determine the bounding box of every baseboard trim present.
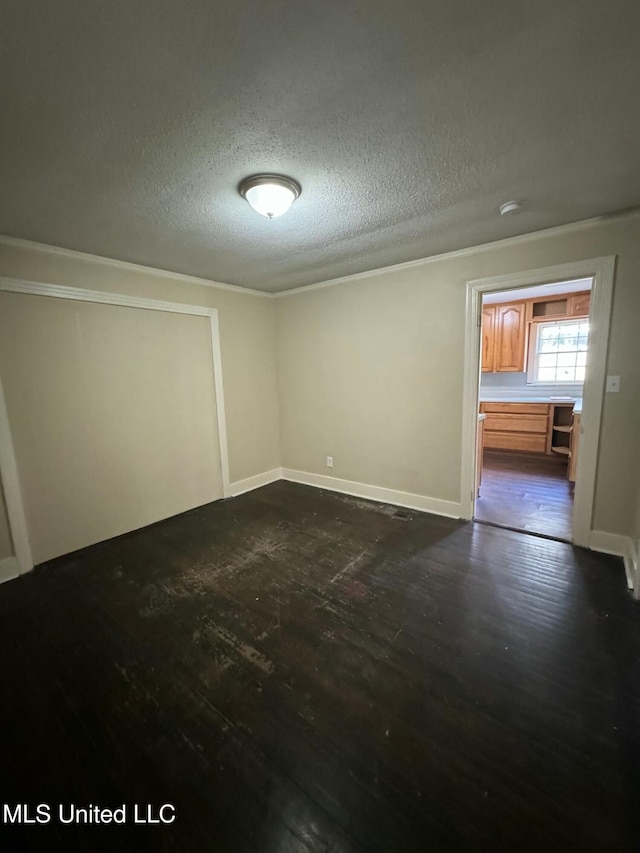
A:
[0,556,19,585]
[627,539,639,600]
[281,468,462,519]
[229,468,283,497]
[227,473,639,597]
[590,530,638,594]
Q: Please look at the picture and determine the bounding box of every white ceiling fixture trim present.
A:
[239,175,301,219]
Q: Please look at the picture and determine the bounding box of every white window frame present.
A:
[526,317,590,385]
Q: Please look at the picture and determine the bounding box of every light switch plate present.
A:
[606,375,621,392]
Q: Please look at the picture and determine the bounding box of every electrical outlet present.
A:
[606,375,621,393]
[326,456,334,468]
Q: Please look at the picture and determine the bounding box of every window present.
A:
[528,319,589,383]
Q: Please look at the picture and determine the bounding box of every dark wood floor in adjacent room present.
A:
[475,450,574,540]
[1,481,638,852]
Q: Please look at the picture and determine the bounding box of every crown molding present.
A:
[0,235,271,299]
[273,209,640,298]
[3,207,638,300]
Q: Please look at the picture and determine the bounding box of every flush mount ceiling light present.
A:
[499,200,523,216]
[239,174,301,219]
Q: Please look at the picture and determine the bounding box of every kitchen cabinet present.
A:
[481,289,590,373]
[481,305,496,373]
[480,402,550,454]
[567,291,591,317]
[549,404,573,457]
[495,303,527,372]
[476,414,486,497]
[480,401,580,469]
[481,302,527,372]
[568,413,581,482]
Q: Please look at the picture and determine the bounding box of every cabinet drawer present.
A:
[484,432,547,453]
[482,403,549,415]
[484,414,548,434]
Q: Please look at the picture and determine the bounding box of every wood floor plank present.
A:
[0,481,638,851]
[475,450,574,539]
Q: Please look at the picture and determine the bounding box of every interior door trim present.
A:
[460,255,616,549]
[0,276,231,575]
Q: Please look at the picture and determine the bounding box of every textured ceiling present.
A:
[1,1,639,293]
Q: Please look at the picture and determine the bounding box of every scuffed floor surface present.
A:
[0,481,639,852]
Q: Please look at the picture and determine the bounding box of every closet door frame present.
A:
[0,276,230,576]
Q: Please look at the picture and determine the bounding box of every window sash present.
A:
[527,319,589,384]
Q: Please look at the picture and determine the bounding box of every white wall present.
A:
[275,213,640,540]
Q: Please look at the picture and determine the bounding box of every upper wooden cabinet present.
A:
[481,305,496,373]
[481,289,590,373]
[566,291,591,317]
[495,303,527,372]
[481,301,526,372]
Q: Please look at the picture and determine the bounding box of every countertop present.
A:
[479,396,582,414]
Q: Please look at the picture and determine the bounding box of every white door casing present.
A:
[0,277,231,575]
[460,256,615,548]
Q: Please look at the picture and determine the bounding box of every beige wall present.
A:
[1,213,638,565]
[635,483,640,559]
[276,214,640,539]
[0,241,280,564]
[0,242,280,485]
[0,292,225,564]
[0,480,13,561]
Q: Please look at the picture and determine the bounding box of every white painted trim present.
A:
[0,234,270,298]
[208,312,231,495]
[590,531,638,594]
[0,556,20,584]
[0,277,232,570]
[0,372,33,574]
[631,540,640,600]
[460,256,616,549]
[230,468,283,497]
[281,468,462,519]
[273,210,639,299]
[4,212,639,302]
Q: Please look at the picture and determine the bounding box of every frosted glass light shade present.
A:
[239,175,301,219]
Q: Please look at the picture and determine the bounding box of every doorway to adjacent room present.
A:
[474,279,591,541]
[460,257,615,548]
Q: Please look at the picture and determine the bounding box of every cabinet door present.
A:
[481,304,496,372]
[494,303,526,372]
[567,291,591,317]
[568,414,581,481]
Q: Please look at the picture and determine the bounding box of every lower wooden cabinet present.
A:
[480,402,550,454]
[480,402,580,462]
[568,413,581,481]
[483,431,548,453]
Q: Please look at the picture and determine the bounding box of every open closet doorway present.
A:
[474,279,591,541]
[460,256,615,549]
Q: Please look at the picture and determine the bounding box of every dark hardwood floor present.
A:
[0,481,638,852]
[475,450,574,540]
